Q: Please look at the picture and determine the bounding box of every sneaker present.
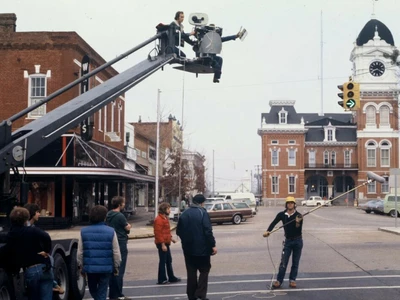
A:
[157,280,169,285]
[289,281,297,288]
[169,277,181,283]
[118,297,132,300]
[272,281,281,289]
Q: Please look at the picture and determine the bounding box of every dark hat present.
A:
[193,194,206,204]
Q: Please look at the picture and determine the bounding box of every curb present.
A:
[128,225,177,240]
[378,227,400,235]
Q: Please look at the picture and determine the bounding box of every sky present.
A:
[2,0,400,191]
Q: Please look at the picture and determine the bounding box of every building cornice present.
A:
[258,128,308,135]
[269,100,296,107]
[305,142,357,146]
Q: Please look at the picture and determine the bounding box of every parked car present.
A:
[206,197,226,202]
[229,198,257,215]
[301,196,331,207]
[358,200,379,214]
[373,200,384,215]
[203,201,253,225]
[383,194,400,217]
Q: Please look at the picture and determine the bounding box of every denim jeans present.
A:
[24,264,53,300]
[276,238,303,284]
[109,240,128,298]
[87,273,112,300]
[156,244,177,283]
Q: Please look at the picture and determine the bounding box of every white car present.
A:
[301,196,331,207]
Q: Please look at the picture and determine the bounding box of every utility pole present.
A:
[212,149,215,197]
[154,89,161,219]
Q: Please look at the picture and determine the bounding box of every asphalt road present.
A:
[84,206,400,300]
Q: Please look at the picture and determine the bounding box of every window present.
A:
[331,151,336,166]
[288,140,295,144]
[98,108,102,131]
[289,176,295,193]
[324,151,329,166]
[379,106,390,127]
[149,148,156,160]
[118,102,123,133]
[344,150,351,167]
[136,149,141,156]
[380,141,390,167]
[366,106,376,126]
[272,176,279,194]
[272,150,279,166]
[142,151,147,158]
[288,149,296,166]
[28,75,47,117]
[279,112,287,124]
[327,129,333,141]
[111,101,115,132]
[222,203,232,210]
[367,141,376,167]
[308,150,316,167]
[214,204,222,210]
[271,140,278,144]
[367,181,376,193]
[382,180,389,193]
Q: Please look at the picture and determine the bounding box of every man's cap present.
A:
[285,196,296,203]
[193,194,206,204]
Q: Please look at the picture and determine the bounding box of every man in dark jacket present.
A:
[106,196,131,300]
[170,11,196,58]
[177,194,217,300]
[263,196,303,289]
[78,205,121,300]
[3,207,53,300]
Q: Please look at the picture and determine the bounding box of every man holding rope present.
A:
[263,196,303,289]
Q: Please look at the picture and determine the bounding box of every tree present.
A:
[193,164,206,194]
[160,150,190,202]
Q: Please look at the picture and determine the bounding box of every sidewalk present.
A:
[378,227,400,235]
[47,211,177,240]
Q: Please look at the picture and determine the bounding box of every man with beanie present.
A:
[177,194,217,300]
[263,196,303,289]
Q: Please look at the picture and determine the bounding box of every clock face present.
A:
[369,61,385,77]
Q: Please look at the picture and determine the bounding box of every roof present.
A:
[356,19,394,46]
[305,128,356,142]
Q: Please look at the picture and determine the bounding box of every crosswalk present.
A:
[83,273,400,300]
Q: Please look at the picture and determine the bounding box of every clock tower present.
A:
[351,19,399,198]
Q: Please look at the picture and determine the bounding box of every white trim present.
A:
[357,131,397,138]
[34,65,40,73]
[10,167,155,182]
[95,76,104,83]
[73,59,81,67]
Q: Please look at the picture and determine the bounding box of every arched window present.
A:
[366,141,377,167]
[366,106,376,126]
[323,150,329,166]
[380,141,390,167]
[331,151,336,166]
[379,105,390,127]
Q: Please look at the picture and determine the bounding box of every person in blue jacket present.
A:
[177,194,217,300]
[77,205,121,300]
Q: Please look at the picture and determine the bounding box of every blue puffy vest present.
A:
[81,222,115,273]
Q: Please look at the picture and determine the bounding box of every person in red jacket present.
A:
[154,202,181,284]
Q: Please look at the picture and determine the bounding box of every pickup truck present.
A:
[301,196,331,207]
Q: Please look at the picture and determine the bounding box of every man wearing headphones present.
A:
[263,196,303,289]
[170,11,196,58]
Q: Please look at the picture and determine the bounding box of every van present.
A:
[217,193,257,205]
[383,194,400,217]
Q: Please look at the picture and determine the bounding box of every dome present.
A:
[356,19,394,46]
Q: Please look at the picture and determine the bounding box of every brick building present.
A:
[258,18,399,203]
[0,13,152,226]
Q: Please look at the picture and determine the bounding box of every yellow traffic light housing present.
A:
[343,81,360,110]
[337,85,344,109]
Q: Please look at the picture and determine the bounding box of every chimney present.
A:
[0,13,17,34]
[138,115,142,123]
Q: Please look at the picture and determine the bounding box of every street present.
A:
[87,206,400,299]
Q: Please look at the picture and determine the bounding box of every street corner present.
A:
[378,227,400,235]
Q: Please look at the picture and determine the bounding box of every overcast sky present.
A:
[3,0,399,191]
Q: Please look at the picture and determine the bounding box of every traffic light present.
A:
[337,81,360,111]
[337,84,344,109]
[343,81,360,110]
